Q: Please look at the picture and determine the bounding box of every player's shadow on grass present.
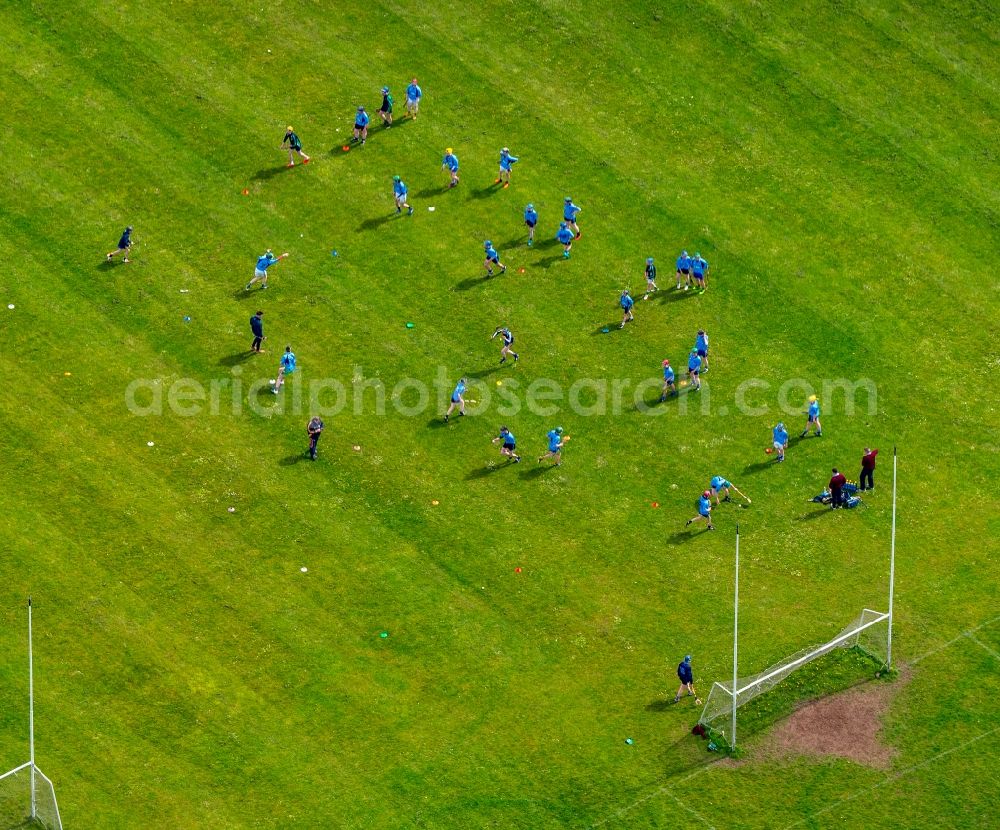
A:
[468,184,502,201]
[96,260,119,272]
[413,185,450,199]
[426,417,449,429]
[536,254,568,268]
[453,274,493,291]
[465,463,514,480]
[218,351,255,367]
[233,287,263,301]
[379,118,413,133]
[251,166,292,182]
[520,465,555,479]
[797,507,834,521]
[356,214,397,232]
[653,288,700,304]
[664,530,704,545]
[465,366,499,379]
[743,459,776,475]
[631,394,674,412]
[645,698,678,712]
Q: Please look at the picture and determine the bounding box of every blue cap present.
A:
[393,175,400,182]
[646,257,653,264]
[565,196,572,202]
[684,654,692,662]
[559,221,567,228]
[357,105,365,111]
[484,240,492,247]
[527,203,534,210]
[381,86,389,93]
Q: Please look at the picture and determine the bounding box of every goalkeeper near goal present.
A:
[673,654,699,704]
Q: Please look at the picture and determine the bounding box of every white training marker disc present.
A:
[146,441,154,447]
[7,304,14,310]
[428,206,436,211]
[228,507,236,513]
[300,567,308,573]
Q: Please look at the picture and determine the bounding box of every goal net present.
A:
[0,762,63,829]
[698,608,889,745]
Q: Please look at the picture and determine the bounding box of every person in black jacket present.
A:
[673,654,696,703]
[250,311,265,353]
[307,416,324,460]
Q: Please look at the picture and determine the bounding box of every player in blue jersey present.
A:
[772,422,789,462]
[709,476,751,505]
[685,491,715,531]
[405,77,422,119]
[556,222,574,258]
[444,377,467,423]
[392,176,413,215]
[245,248,289,291]
[491,326,519,364]
[495,147,518,188]
[483,240,507,276]
[620,289,635,328]
[675,250,692,290]
[801,395,823,437]
[695,329,710,372]
[692,252,709,291]
[272,345,296,394]
[442,148,460,187]
[537,427,569,466]
[563,198,582,239]
[524,203,538,246]
[687,349,702,390]
[351,106,369,145]
[643,257,658,299]
[106,225,134,263]
[660,359,676,401]
[492,426,521,463]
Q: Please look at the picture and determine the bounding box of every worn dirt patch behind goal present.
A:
[747,668,910,768]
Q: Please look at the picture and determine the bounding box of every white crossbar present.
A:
[0,761,31,783]
[734,611,888,696]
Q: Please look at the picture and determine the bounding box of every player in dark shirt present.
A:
[282,126,310,167]
[106,226,133,263]
[829,468,848,509]
[307,416,324,460]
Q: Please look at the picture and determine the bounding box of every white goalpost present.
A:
[0,599,63,830]
[699,448,899,749]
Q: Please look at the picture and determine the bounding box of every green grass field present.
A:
[1,0,998,827]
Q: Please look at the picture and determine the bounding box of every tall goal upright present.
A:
[699,449,899,750]
[0,599,63,829]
